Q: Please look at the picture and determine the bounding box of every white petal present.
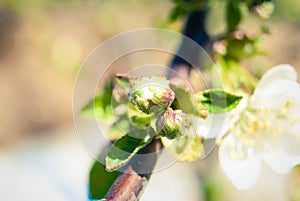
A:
[261,149,300,174]
[251,80,300,109]
[195,113,236,139]
[219,136,261,190]
[255,64,297,96]
[195,98,247,139]
[274,134,300,156]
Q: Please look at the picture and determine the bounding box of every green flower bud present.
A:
[130,90,151,113]
[129,76,175,113]
[153,89,175,108]
[156,109,189,139]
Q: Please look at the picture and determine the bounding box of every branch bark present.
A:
[104,139,162,201]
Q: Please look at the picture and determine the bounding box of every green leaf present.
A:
[115,73,132,92]
[89,160,120,200]
[131,115,151,127]
[170,83,208,118]
[169,0,207,22]
[106,128,152,171]
[226,0,242,31]
[81,93,113,121]
[161,134,204,162]
[170,83,194,113]
[225,35,267,61]
[197,89,242,113]
[81,78,114,122]
[128,102,151,127]
[260,24,271,34]
[108,115,129,141]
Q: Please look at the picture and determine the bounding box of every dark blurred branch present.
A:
[169,8,210,78]
[103,8,210,201]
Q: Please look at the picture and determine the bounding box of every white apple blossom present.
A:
[197,64,300,189]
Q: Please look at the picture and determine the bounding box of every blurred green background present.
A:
[0,0,300,200]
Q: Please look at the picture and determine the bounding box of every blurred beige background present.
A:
[0,0,300,201]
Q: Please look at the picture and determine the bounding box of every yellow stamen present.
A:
[248,128,255,136]
[275,138,281,144]
[272,148,277,153]
[263,121,270,132]
[290,118,299,127]
[258,121,264,128]
[228,125,235,132]
[292,133,300,138]
[270,131,276,136]
[244,139,256,147]
[227,142,234,148]
[286,101,292,109]
[281,108,287,115]
[264,108,270,115]
[259,136,265,142]
[230,151,245,159]
[215,138,223,145]
[275,121,280,129]
[236,151,245,159]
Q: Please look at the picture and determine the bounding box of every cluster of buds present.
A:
[156,108,190,139]
[129,76,175,114]
[128,76,191,140]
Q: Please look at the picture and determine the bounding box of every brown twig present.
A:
[104,167,146,201]
[104,139,163,201]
